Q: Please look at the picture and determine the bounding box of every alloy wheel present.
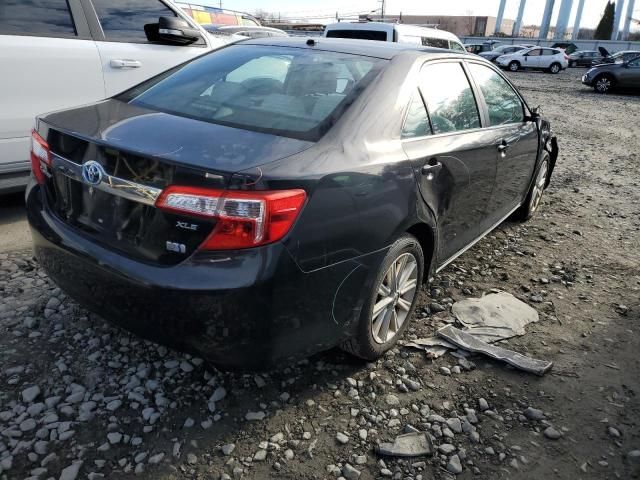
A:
[371,252,418,344]
[596,77,611,93]
[529,161,548,213]
[551,63,560,73]
[509,62,519,72]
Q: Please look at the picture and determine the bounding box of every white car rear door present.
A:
[86,0,211,97]
[0,0,104,178]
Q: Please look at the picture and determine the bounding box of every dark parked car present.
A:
[592,49,640,66]
[26,38,558,369]
[551,41,578,55]
[582,55,640,92]
[479,44,527,62]
[568,50,604,67]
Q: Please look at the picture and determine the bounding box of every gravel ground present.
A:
[1,67,639,480]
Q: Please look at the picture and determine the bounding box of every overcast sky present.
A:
[195,0,637,29]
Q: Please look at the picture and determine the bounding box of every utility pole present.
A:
[494,0,507,35]
[572,0,585,39]
[379,0,386,21]
[554,0,574,39]
[612,0,626,40]
[539,0,555,39]
[621,0,637,39]
[512,0,527,37]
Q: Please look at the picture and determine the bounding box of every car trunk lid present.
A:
[38,100,313,265]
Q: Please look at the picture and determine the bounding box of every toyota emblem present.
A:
[81,161,105,186]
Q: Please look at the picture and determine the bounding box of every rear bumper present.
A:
[26,184,383,369]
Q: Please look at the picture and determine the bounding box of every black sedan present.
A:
[26,38,558,369]
[582,55,640,93]
[568,50,604,67]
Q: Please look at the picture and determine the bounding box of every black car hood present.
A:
[39,99,314,174]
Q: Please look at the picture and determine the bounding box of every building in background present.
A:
[176,3,260,26]
[357,15,515,37]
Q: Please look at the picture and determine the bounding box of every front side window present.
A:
[419,62,480,134]
[93,0,176,41]
[402,91,431,139]
[449,41,466,52]
[120,45,384,141]
[0,0,76,36]
[526,49,541,57]
[468,63,524,126]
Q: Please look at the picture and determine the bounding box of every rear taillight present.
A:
[30,130,51,185]
[156,186,306,250]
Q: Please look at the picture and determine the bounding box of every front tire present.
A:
[509,61,520,72]
[515,154,549,221]
[594,74,614,93]
[341,234,424,361]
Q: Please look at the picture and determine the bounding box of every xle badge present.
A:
[176,221,198,231]
[166,241,187,254]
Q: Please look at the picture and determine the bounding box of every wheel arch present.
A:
[406,222,436,282]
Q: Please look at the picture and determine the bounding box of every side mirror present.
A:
[148,16,201,45]
[524,106,541,123]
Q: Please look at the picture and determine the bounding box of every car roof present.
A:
[240,36,464,60]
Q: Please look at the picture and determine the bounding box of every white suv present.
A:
[0,0,220,194]
[496,47,568,74]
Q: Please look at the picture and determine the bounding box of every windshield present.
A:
[119,45,385,142]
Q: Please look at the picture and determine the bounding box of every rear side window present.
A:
[121,45,384,142]
[0,0,76,36]
[542,49,558,55]
[468,63,524,126]
[402,91,431,139]
[419,62,480,134]
[93,0,177,41]
[422,37,449,49]
[326,29,388,41]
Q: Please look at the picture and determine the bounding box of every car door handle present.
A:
[497,140,509,155]
[110,59,142,69]
[421,159,442,179]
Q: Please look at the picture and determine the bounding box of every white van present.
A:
[324,22,466,52]
[0,0,221,194]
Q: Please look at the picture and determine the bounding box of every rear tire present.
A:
[549,62,561,74]
[509,61,520,72]
[594,74,614,93]
[341,234,424,361]
[514,154,550,222]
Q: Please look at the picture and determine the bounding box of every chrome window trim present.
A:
[51,153,162,206]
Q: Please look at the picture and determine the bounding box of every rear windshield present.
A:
[326,29,388,41]
[119,45,384,142]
